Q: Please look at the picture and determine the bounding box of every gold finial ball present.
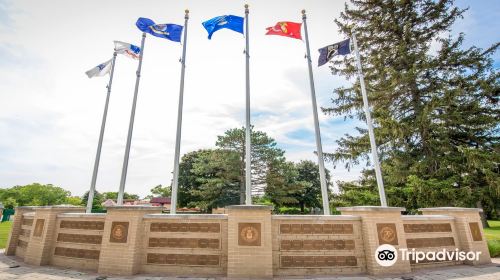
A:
[245,4,249,8]
[301,9,306,14]
[185,9,189,14]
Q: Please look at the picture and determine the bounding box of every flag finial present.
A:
[185,9,189,14]
[301,9,306,15]
[245,4,249,8]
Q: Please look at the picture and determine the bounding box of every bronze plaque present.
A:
[60,220,104,230]
[238,223,261,246]
[33,219,45,237]
[110,222,129,243]
[54,247,100,260]
[17,240,28,248]
[22,219,33,226]
[469,222,483,241]
[377,223,398,245]
[280,239,355,251]
[57,233,102,244]
[280,255,357,268]
[403,223,452,233]
[147,253,220,266]
[148,238,220,249]
[150,222,220,233]
[279,223,353,235]
[406,237,455,248]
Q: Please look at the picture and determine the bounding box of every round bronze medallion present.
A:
[379,226,396,243]
[240,226,259,243]
[112,224,126,240]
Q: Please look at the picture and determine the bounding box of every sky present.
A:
[0,0,498,198]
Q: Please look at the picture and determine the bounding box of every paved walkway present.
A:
[0,252,499,280]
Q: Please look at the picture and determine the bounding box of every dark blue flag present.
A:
[318,39,351,67]
[202,15,244,39]
[136,17,183,42]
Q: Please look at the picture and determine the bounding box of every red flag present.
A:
[265,21,302,40]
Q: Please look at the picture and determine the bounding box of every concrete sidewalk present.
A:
[0,252,499,280]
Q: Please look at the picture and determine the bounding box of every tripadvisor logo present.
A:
[375,244,482,267]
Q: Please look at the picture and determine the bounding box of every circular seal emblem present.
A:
[240,226,259,243]
[112,224,126,240]
[379,226,396,243]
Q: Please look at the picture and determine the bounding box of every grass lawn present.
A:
[0,221,12,249]
[485,220,500,257]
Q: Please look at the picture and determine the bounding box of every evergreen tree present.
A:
[324,0,499,217]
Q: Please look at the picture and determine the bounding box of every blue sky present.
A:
[0,0,498,198]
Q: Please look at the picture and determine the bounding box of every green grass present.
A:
[0,221,12,249]
[486,220,500,257]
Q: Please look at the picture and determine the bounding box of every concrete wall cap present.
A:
[402,215,454,221]
[337,206,406,212]
[272,214,361,221]
[419,207,482,212]
[22,212,35,217]
[105,205,162,211]
[144,214,228,220]
[16,205,84,210]
[57,213,106,218]
[225,205,274,210]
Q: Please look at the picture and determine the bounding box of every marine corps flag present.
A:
[265,21,302,40]
[318,39,351,66]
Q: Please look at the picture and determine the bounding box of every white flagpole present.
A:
[244,4,252,205]
[86,52,117,213]
[351,30,387,207]
[302,10,331,215]
[170,10,190,214]
[117,32,146,205]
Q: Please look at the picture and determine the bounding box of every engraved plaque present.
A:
[406,237,455,248]
[280,255,357,268]
[147,253,220,266]
[22,219,33,226]
[238,223,261,246]
[54,247,100,260]
[148,238,220,249]
[279,223,353,234]
[150,222,220,233]
[57,233,102,244]
[469,222,482,241]
[280,239,355,250]
[33,219,45,237]
[404,223,452,233]
[377,223,398,245]
[110,222,128,243]
[60,220,104,230]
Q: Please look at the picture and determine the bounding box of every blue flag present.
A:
[202,15,244,39]
[136,17,183,42]
[318,39,351,67]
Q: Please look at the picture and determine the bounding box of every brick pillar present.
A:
[98,206,161,275]
[24,206,85,265]
[226,205,274,278]
[5,206,36,256]
[420,207,491,265]
[338,206,411,276]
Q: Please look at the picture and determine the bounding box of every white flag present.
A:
[85,59,112,78]
[114,41,141,60]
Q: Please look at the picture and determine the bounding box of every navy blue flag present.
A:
[136,17,183,42]
[318,39,351,67]
[202,15,244,39]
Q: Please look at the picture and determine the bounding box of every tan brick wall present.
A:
[5,207,35,256]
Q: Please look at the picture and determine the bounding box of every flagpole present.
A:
[86,52,117,213]
[301,10,330,215]
[170,10,190,215]
[244,4,252,205]
[117,32,146,205]
[351,30,387,207]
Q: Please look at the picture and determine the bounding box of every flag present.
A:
[318,39,351,66]
[114,41,141,60]
[85,59,112,78]
[265,21,302,40]
[202,15,244,39]
[136,17,183,42]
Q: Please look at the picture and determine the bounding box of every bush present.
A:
[277,207,301,214]
[488,240,500,257]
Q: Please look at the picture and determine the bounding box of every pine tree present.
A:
[324,0,499,217]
